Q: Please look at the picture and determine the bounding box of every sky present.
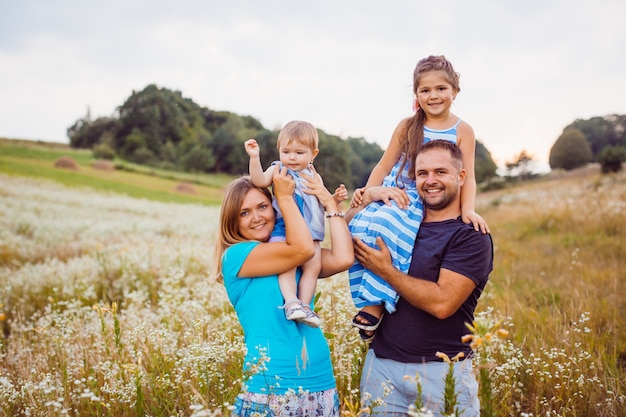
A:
[1,0,625,169]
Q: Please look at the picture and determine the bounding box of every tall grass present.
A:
[0,166,625,416]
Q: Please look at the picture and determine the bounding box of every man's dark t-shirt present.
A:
[371,216,494,362]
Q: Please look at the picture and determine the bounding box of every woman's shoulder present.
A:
[222,241,261,280]
[224,241,260,261]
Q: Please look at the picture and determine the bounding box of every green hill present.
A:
[0,137,232,205]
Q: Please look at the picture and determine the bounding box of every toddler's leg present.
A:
[278,268,306,321]
[278,268,298,302]
[298,242,322,304]
[298,243,322,328]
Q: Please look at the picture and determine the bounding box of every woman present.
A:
[215,166,353,416]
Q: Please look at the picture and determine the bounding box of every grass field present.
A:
[0,138,232,205]
[0,138,625,416]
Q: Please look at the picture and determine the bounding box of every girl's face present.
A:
[238,188,275,242]
[416,70,458,119]
[278,140,318,172]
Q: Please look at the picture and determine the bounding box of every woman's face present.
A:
[238,188,276,242]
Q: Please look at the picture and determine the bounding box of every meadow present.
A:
[0,140,625,416]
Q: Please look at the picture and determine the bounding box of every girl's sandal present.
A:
[359,328,375,342]
[351,310,383,331]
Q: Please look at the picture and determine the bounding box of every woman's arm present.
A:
[238,167,315,277]
[301,169,354,278]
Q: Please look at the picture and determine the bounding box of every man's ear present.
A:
[459,168,466,186]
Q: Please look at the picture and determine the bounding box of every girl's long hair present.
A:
[397,55,461,183]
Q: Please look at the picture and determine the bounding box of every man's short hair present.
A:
[417,140,463,170]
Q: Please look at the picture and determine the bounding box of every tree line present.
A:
[67,84,499,190]
[550,114,626,173]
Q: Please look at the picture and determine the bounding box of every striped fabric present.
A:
[348,156,422,313]
[348,122,460,313]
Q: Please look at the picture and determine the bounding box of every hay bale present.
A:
[54,156,79,170]
[92,159,115,171]
[175,182,197,195]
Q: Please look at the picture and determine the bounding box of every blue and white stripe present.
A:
[348,125,460,313]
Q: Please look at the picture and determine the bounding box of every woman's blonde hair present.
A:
[212,176,273,282]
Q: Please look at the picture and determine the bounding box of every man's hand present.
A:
[353,236,394,280]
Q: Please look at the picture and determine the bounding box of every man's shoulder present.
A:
[422,217,492,246]
[452,219,493,245]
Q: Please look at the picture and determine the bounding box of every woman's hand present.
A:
[462,209,490,234]
[272,166,296,201]
[300,167,338,212]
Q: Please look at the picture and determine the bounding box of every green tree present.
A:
[316,131,351,191]
[68,116,119,149]
[210,115,244,173]
[549,128,593,170]
[92,143,116,160]
[65,83,502,181]
[180,144,215,172]
[121,128,147,159]
[116,84,209,158]
[475,140,498,183]
[346,137,384,189]
[597,145,626,173]
[566,115,626,159]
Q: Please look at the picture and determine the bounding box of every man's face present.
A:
[415,148,465,211]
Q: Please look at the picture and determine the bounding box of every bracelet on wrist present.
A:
[325,212,345,218]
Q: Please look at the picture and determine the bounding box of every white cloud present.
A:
[1,0,625,166]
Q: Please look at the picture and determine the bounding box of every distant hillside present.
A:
[0,137,231,205]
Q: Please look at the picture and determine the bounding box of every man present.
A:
[348,139,493,416]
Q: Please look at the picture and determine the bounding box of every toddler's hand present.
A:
[333,184,348,204]
[244,139,260,158]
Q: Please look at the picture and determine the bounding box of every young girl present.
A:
[348,55,489,340]
[245,120,347,328]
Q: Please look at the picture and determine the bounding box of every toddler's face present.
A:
[278,141,317,172]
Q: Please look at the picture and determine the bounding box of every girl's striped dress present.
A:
[348,121,461,313]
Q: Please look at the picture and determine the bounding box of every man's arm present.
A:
[353,236,476,319]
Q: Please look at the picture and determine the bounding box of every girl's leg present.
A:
[361,304,384,320]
